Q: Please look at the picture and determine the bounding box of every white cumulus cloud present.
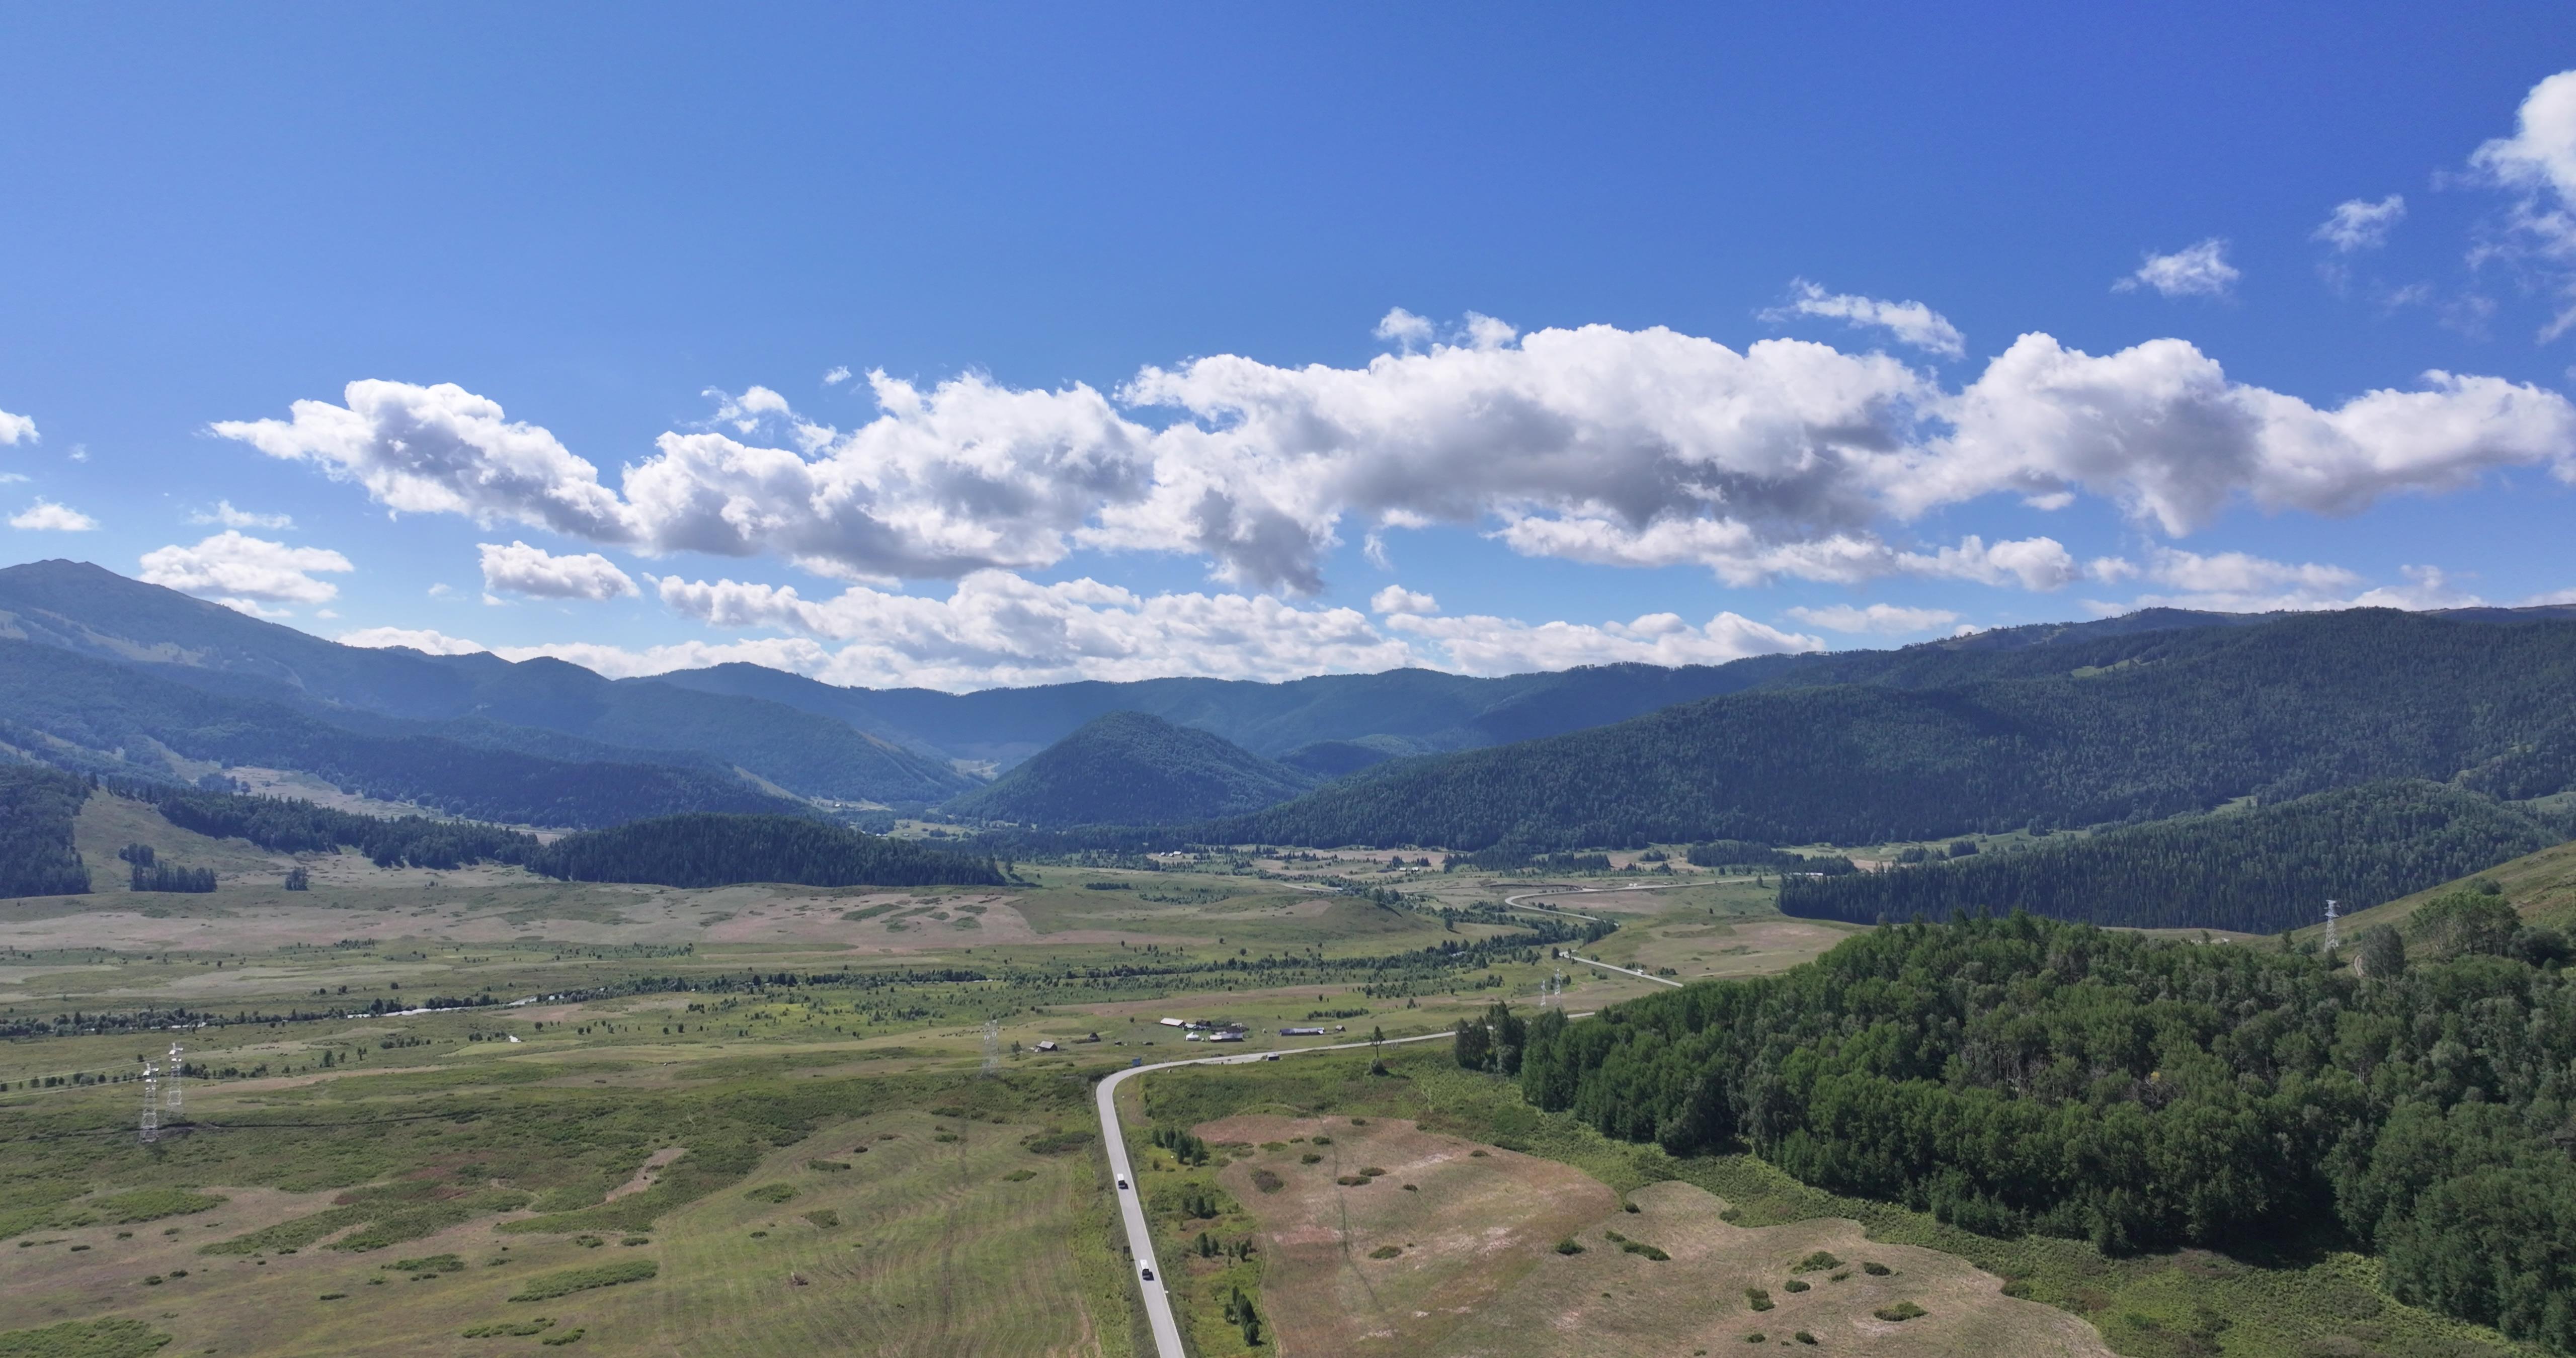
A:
[210,380,634,540]
[1785,603,1962,634]
[1370,585,1439,616]
[218,318,2575,601]
[1760,280,1966,358]
[2469,68,2576,338]
[189,500,295,530]
[138,531,353,605]
[9,500,98,531]
[0,408,34,445]
[477,540,638,601]
[339,626,491,655]
[1382,603,1821,675]
[2314,196,2406,252]
[2116,239,2241,299]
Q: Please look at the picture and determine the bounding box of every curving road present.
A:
[1099,879,1691,1355]
[1093,1029,1475,1357]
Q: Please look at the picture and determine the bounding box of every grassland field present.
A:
[0,791,2549,1357]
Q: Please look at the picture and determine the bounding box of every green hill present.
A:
[1210,610,2576,849]
[1512,913,2576,1349]
[943,712,1314,826]
[525,813,1003,888]
[0,637,803,828]
[1777,780,2567,934]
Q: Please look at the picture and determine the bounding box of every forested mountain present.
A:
[1779,781,2568,933]
[525,813,1004,888]
[944,712,1316,826]
[1210,610,2576,849]
[0,638,803,828]
[0,765,93,897]
[0,560,971,803]
[1503,913,2576,1350]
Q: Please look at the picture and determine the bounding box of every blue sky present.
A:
[5,5,2575,689]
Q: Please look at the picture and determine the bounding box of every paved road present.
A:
[1097,880,1689,1355]
[1092,1028,1466,1358]
[1564,953,1684,987]
[1498,880,1692,922]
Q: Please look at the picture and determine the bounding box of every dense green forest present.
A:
[0,638,804,828]
[945,711,1314,826]
[524,813,1005,889]
[1210,611,2576,848]
[0,765,92,897]
[135,784,540,869]
[1780,781,2567,933]
[1503,912,2576,1350]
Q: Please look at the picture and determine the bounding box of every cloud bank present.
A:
[213,321,2574,603]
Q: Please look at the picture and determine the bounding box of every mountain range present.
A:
[8,558,2576,847]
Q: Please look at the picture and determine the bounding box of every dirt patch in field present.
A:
[1200,1117,2110,1358]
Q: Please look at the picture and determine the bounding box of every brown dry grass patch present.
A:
[1202,1117,2111,1358]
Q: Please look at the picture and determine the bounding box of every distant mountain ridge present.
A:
[1201,609,2576,850]
[0,560,972,806]
[942,711,1316,826]
[11,558,2576,843]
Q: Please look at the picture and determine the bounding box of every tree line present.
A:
[1504,910,2576,1351]
[0,765,92,898]
[522,813,1006,889]
[1779,780,2564,934]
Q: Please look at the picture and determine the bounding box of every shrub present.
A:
[1358,1167,1387,1177]
[1554,1239,1585,1254]
[464,1319,555,1337]
[539,1329,584,1347]
[1299,1153,1323,1165]
[802,1210,841,1228]
[808,1159,851,1172]
[743,1183,796,1204]
[0,1319,173,1358]
[1251,1169,1284,1194]
[87,1189,228,1225]
[1369,1245,1403,1259]
[1783,1278,1810,1293]
[1020,1130,1092,1155]
[507,1259,657,1302]
[1746,1288,1774,1311]
[1619,1240,1670,1261]
[1336,1175,1369,1187]
[1001,1170,1036,1183]
[1794,1250,1841,1272]
[1874,1302,1927,1322]
[1795,1332,1817,1345]
[1861,1261,1890,1276]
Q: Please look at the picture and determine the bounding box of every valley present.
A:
[4,564,2575,1357]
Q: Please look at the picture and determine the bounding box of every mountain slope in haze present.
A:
[1778,779,2566,935]
[640,605,2574,769]
[650,658,1812,769]
[1207,610,2576,850]
[942,711,1316,825]
[0,560,972,804]
[0,637,804,828]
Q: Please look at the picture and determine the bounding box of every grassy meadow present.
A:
[3,790,2551,1356]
